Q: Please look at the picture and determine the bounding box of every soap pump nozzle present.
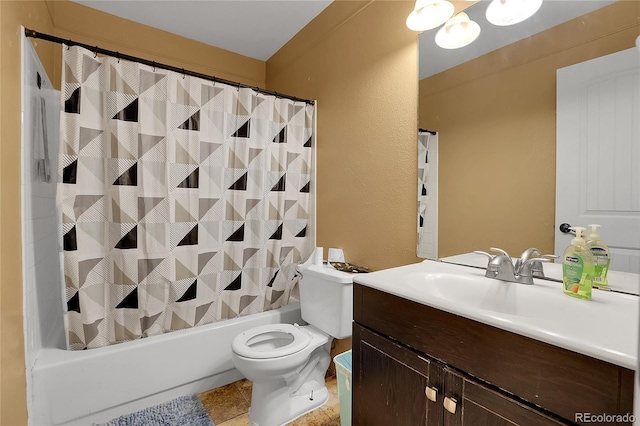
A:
[587,224,601,240]
[571,226,587,246]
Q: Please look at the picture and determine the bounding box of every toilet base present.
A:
[248,380,328,426]
[249,386,329,426]
[247,339,332,426]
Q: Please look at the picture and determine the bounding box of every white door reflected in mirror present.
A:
[555,48,640,274]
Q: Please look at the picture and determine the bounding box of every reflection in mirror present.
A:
[417,1,640,274]
[418,1,615,80]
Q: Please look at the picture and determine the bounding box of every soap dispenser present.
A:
[562,227,595,300]
[586,224,611,288]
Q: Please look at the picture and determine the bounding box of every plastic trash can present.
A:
[333,350,352,426]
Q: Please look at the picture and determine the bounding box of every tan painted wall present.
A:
[267,0,421,272]
[0,2,265,424]
[419,1,640,258]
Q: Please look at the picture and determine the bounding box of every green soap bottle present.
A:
[562,227,595,300]
[586,224,611,288]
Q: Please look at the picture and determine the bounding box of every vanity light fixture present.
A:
[435,12,481,49]
[486,0,543,26]
[406,0,455,32]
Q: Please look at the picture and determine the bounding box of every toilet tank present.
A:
[298,264,353,339]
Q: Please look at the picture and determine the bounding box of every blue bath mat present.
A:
[98,394,215,426]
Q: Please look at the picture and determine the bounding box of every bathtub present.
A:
[30,301,304,425]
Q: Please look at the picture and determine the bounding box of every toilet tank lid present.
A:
[299,264,354,284]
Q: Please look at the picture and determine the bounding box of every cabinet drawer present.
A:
[354,284,635,424]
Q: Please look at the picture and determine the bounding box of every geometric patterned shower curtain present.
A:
[58,45,314,350]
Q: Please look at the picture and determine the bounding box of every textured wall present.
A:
[267,0,420,272]
[419,1,640,258]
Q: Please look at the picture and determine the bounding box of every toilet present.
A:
[231,252,353,426]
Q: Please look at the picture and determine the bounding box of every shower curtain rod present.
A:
[24,28,315,105]
[419,128,436,135]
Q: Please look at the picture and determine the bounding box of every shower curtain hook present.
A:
[94,46,98,58]
[116,52,120,63]
[182,68,185,79]
[67,40,71,50]
[152,61,155,72]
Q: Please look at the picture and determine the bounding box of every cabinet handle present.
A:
[443,396,457,414]
[425,386,438,402]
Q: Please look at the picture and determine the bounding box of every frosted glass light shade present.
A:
[406,0,455,32]
[435,12,481,49]
[486,0,543,26]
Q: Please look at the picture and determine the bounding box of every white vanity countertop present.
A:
[440,252,640,296]
[354,259,639,370]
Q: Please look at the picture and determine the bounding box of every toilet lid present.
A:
[232,323,312,359]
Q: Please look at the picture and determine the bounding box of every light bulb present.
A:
[486,0,543,26]
[435,12,481,49]
[406,0,455,32]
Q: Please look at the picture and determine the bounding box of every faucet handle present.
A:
[519,257,552,277]
[473,251,494,260]
[519,247,541,260]
[532,254,559,277]
[489,247,510,257]
[541,254,559,260]
[523,256,552,264]
[515,248,541,272]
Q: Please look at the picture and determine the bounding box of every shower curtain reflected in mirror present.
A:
[417,130,438,260]
[59,45,314,350]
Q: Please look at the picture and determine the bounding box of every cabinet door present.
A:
[353,324,443,426]
[443,367,463,426]
[461,379,569,426]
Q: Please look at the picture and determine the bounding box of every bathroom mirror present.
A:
[418,1,615,81]
[417,0,639,275]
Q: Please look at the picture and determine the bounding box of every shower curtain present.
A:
[59,46,314,350]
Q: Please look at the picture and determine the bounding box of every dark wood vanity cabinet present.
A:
[354,324,565,426]
[353,284,635,426]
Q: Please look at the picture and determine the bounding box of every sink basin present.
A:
[404,272,565,319]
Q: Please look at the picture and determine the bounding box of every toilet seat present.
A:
[232,323,312,359]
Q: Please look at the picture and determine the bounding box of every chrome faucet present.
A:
[474,247,553,285]
[514,247,558,278]
[486,252,517,281]
[514,248,541,277]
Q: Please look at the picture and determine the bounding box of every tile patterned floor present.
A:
[198,375,341,426]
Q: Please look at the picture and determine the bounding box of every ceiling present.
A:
[73,0,333,61]
[74,0,616,79]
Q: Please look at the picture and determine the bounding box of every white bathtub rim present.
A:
[34,300,303,368]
